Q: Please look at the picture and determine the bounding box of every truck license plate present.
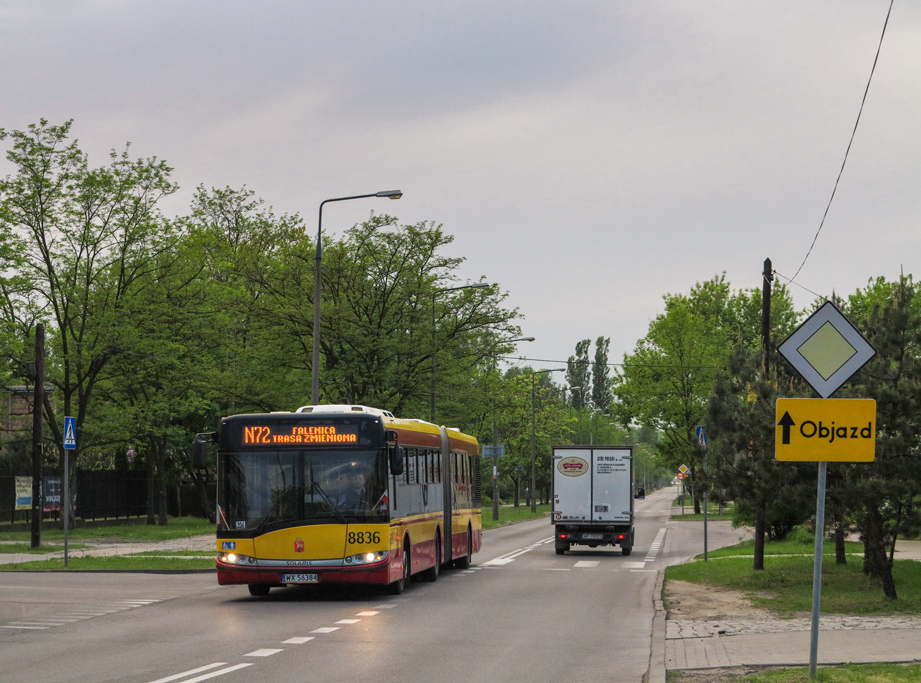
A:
[282,573,318,583]
[582,533,603,540]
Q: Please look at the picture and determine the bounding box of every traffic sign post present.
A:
[63,416,76,568]
[697,426,708,562]
[776,302,876,680]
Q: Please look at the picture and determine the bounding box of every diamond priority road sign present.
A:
[776,398,875,462]
[777,300,876,398]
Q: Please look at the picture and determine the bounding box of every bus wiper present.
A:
[257,486,294,530]
[309,482,348,524]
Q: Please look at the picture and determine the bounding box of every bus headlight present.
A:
[218,553,257,565]
[343,550,388,565]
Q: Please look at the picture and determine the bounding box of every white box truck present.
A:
[551,446,634,555]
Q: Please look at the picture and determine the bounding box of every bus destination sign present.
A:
[241,424,359,446]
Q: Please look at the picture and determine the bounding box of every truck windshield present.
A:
[219,448,388,531]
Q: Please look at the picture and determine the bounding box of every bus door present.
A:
[439,426,453,564]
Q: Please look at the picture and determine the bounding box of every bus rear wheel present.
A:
[248,584,270,597]
[420,534,440,582]
[454,526,472,569]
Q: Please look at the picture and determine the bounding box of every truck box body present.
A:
[551,446,634,555]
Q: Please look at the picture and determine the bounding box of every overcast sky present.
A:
[2,1,918,376]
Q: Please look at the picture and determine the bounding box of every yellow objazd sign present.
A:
[775,398,876,462]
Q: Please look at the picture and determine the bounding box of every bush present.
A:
[788,525,815,544]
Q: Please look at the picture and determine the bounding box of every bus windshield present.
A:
[219,448,388,531]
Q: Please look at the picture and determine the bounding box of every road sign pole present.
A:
[64,449,69,568]
[809,461,827,679]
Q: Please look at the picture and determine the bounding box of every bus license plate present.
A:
[582,533,603,540]
[283,574,318,583]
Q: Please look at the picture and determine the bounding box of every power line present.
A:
[772,270,827,301]
[790,0,895,283]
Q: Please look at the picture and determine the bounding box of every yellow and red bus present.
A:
[210,405,482,596]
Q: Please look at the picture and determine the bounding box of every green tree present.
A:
[0,120,180,487]
[566,339,591,409]
[592,336,613,412]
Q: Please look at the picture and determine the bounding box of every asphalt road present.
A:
[0,488,747,683]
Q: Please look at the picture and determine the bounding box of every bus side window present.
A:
[404,448,412,485]
[424,450,430,484]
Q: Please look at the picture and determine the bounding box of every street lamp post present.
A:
[430,282,490,423]
[311,190,402,404]
[492,337,535,521]
[531,368,565,513]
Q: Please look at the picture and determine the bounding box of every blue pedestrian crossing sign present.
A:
[63,416,76,450]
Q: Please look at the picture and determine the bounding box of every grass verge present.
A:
[0,543,93,554]
[0,516,214,543]
[668,662,921,682]
[0,556,214,571]
[666,554,921,615]
[481,503,552,530]
[702,538,864,558]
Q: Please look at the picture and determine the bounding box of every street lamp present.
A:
[491,336,535,521]
[311,190,402,404]
[430,282,490,423]
[531,368,565,512]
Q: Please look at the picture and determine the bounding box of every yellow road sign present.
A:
[775,398,876,462]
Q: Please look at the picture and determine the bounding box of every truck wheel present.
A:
[621,546,632,556]
[555,547,566,555]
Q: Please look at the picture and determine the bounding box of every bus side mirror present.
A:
[389,445,404,476]
[192,440,209,469]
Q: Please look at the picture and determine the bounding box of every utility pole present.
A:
[761,258,773,374]
[30,324,44,549]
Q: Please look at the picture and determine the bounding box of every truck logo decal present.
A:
[558,457,588,477]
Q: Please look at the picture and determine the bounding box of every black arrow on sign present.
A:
[777,411,795,445]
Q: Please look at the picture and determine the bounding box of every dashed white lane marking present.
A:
[245,649,282,657]
[310,627,340,634]
[621,561,646,569]
[147,662,228,683]
[1,624,49,630]
[483,536,554,565]
[335,619,360,624]
[355,611,379,616]
[171,663,253,683]
[645,527,667,562]
[373,604,398,608]
[282,637,314,644]
[573,560,600,568]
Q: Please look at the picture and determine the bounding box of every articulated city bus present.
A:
[208,405,482,596]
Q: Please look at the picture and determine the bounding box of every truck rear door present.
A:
[591,448,632,523]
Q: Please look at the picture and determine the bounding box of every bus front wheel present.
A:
[248,584,270,597]
[387,543,411,595]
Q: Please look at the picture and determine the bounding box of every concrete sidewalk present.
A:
[0,535,215,565]
[651,540,921,681]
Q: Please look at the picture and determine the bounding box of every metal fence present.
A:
[1,470,148,525]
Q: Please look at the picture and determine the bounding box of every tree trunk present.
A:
[753,503,766,571]
[834,520,847,566]
[863,503,897,599]
[191,470,214,523]
[157,439,169,526]
[146,451,156,525]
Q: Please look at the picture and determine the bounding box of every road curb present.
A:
[0,569,216,574]
[648,567,667,683]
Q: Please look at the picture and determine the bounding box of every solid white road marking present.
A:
[245,649,283,657]
[147,662,227,683]
[282,637,314,644]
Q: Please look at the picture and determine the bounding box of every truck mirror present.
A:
[192,440,209,469]
[389,445,404,476]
